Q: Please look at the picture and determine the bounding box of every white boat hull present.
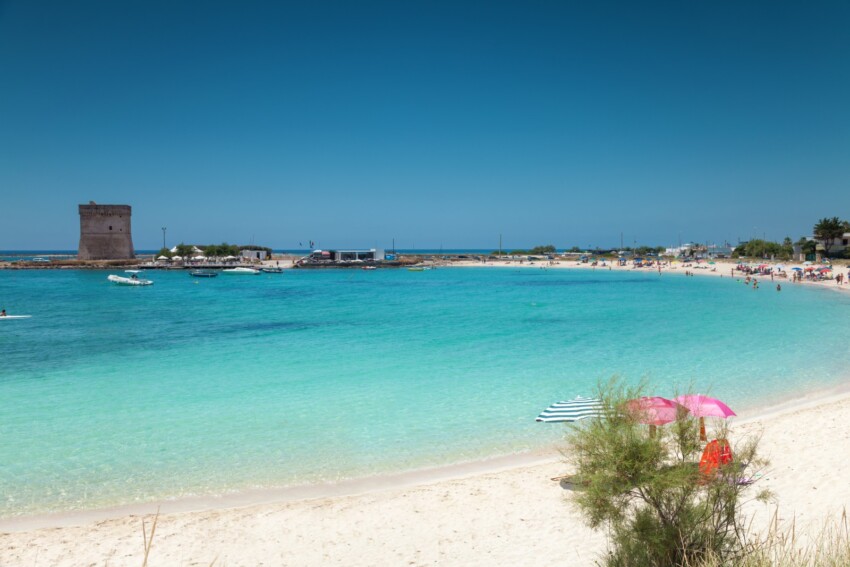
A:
[108,275,153,286]
[222,268,261,275]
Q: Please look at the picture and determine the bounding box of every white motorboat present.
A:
[108,274,153,286]
[222,267,261,275]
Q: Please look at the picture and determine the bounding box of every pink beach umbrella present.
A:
[674,395,736,441]
[626,397,684,437]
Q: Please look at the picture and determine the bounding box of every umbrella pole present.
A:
[699,417,706,442]
[649,424,656,438]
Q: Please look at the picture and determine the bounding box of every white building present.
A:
[308,249,385,262]
[815,232,850,256]
[241,249,268,260]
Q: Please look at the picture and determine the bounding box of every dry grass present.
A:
[140,508,158,567]
[694,509,850,567]
[137,508,219,567]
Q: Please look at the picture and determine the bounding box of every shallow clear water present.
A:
[2,267,849,517]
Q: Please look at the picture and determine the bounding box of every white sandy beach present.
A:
[452,256,850,294]
[3,388,850,567]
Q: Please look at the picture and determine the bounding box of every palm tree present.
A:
[812,217,846,257]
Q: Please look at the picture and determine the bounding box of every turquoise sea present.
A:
[2,267,850,518]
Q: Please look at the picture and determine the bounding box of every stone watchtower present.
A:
[78,202,135,260]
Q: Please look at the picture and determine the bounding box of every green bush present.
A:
[566,380,771,567]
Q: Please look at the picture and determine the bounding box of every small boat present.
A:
[260,267,283,273]
[362,266,377,270]
[0,314,31,320]
[190,270,218,278]
[108,274,153,286]
[222,267,261,275]
[408,267,425,271]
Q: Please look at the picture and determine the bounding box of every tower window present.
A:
[109,226,113,230]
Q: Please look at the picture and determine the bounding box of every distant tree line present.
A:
[730,217,849,260]
[490,244,669,257]
[447,216,849,262]
[624,245,666,256]
[491,245,557,256]
[732,238,795,261]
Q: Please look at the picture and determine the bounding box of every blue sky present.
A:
[1,1,848,250]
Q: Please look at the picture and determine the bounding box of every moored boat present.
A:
[190,270,218,278]
[260,267,283,273]
[107,274,153,286]
[222,267,261,275]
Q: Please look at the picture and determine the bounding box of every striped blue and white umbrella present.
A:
[536,396,603,423]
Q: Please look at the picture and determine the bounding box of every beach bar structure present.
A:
[308,249,385,262]
[78,202,134,260]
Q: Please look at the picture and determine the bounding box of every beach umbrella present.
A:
[172,255,183,261]
[674,395,736,441]
[626,397,683,437]
[157,255,168,260]
[625,397,681,425]
[536,396,603,423]
[791,267,802,272]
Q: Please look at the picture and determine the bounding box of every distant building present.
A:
[307,249,385,262]
[241,249,268,261]
[814,232,850,257]
[78,202,134,260]
[707,245,734,258]
[665,243,696,257]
